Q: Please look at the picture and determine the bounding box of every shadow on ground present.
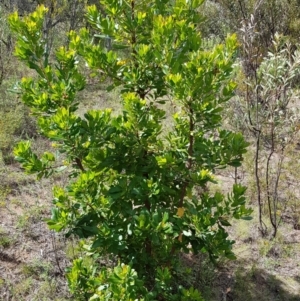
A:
[228,266,300,301]
[181,253,300,301]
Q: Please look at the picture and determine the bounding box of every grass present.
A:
[21,260,52,278]
[0,231,13,248]
[0,172,72,300]
[16,204,46,233]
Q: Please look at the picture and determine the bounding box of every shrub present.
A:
[10,1,251,300]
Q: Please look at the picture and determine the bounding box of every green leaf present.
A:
[219,217,231,227]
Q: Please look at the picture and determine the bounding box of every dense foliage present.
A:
[9,1,251,300]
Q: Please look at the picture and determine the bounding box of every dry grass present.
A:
[0,174,72,300]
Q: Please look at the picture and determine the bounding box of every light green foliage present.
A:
[9,1,251,300]
[244,34,300,236]
[0,107,27,164]
[0,4,38,165]
[67,260,145,300]
[0,227,13,248]
[249,34,300,151]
